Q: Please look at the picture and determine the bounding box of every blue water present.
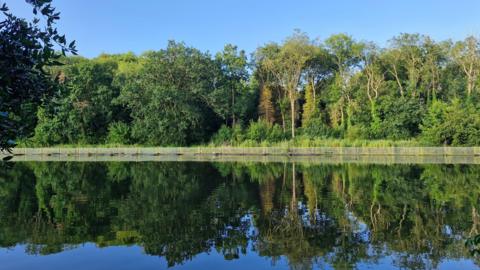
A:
[1,244,477,270]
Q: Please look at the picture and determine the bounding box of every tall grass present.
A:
[17,136,420,148]
[205,137,420,148]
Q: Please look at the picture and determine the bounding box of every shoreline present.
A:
[3,147,480,164]
[7,154,480,164]
[4,146,480,156]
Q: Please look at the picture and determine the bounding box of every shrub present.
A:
[345,125,369,140]
[231,124,245,144]
[107,122,131,144]
[243,120,286,143]
[246,120,270,142]
[301,117,336,138]
[33,107,64,146]
[376,96,425,140]
[212,125,233,145]
[420,99,480,146]
[267,124,286,142]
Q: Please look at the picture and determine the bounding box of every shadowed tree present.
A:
[0,0,76,156]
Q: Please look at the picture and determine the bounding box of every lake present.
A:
[0,161,479,270]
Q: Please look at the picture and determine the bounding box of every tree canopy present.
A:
[2,5,480,147]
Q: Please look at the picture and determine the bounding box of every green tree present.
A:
[118,42,222,145]
[324,34,364,131]
[0,0,76,154]
[261,30,314,138]
[451,36,480,97]
[376,96,425,139]
[34,59,120,144]
[301,46,335,126]
[421,99,480,145]
[361,43,384,132]
[214,44,249,126]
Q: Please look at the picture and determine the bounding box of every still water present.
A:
[0,161,479,270]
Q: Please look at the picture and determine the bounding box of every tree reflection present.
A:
[0,161,478,269]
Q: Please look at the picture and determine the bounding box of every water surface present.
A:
[0,161,479,269]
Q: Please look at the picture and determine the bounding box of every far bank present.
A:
[4,146,480,157]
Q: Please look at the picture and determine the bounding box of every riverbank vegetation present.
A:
[14,31,480,147]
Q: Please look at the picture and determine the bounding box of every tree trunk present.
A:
[467,75,474,97]
[290,94,295,138]
[311,79,316,110]
[231,88,236,127]
[391,66,404,97]
[340,107,345,130]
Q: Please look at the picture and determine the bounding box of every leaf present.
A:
[2,156,13,162]
[475,234,480,244]
[1,3,8,12]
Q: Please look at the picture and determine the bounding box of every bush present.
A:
[33,107,64,146]
[211,125,233,145]
[301,117,337,138]
[345,125,369,140]
[211,120,286,145]
[376,96,425,140]
[267,124,286,142]
[107,122,131,144]
[420,99,480,146]
[231,124,245,144]
[246,120,270,142]
[211,124,246,146]
[245,120,287,143]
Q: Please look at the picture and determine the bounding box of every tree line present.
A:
[23,31,480,146]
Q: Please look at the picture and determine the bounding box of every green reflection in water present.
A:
[0,161,479,269]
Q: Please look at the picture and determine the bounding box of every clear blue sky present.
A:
[5,0,480,58]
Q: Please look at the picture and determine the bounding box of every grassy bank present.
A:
[205,138,421,147]
[17,138,421,149]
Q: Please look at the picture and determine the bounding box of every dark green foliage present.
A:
[245,120,285,143]
[466,235,480,256]
[118,42,222,146]
[421,100,480,146]
[211,121,286,145]
[3,26,479,146]
[107,122,131,144]
[373,97,426,140]
[212,125,234,145]
[301,117,339,138]
[34,59,120,145]
[213,44,254,126]
[0,0,76,153]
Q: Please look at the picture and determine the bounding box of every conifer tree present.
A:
[258,85,275,124]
